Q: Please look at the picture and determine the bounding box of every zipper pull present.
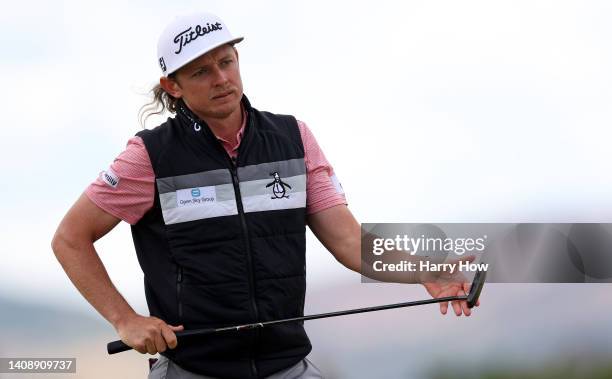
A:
[177,267,183,282]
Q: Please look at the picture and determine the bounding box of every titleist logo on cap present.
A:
[173,22,223,55]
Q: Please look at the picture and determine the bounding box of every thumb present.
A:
[169,325,184,331]
[452,254,475,264]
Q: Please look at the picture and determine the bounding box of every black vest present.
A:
[131,96,311,379]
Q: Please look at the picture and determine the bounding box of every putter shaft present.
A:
[108,294,468,354]
[108,270,485,354]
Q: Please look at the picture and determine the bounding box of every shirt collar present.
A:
[215,102,247,150]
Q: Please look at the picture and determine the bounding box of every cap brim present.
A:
[163,36,244,77]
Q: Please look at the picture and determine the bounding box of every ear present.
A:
[159,76,182,98]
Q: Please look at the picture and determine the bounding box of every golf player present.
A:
[51,12,476,379]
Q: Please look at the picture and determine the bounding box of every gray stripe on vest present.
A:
[238,158,305,182]
[161,200,238,225]
[157,169,232,194]
[242,191,306,213]
[159,184,236,211]
[239,174,306,198]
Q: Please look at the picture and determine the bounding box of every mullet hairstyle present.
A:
[138,72,179,128]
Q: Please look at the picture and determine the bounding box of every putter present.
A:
[107,269,486,354]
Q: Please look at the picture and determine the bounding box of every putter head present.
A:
[466,268,486,308]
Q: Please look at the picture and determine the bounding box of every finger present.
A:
[161,325,179,349]
[462,301,471,316]
[459,291,471,316]
[169,325,184,331]
[123,337,144,354]
[133,343,147,354]
[154,328,167,353]
[440,301,448,315]
[451,299,462,316]
[463,282,471,297]
[145,339,157,355]
[462,283,474,314]
[451,255,475,264]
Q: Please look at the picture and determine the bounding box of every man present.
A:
[51,12,476,379]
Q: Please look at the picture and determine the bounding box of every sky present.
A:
[1,0,611,316]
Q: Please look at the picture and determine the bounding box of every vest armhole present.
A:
[136,127,169,174]
[260,113,304,156]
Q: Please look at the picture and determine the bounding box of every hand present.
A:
[420,255,481,317]
[115,313,184,354]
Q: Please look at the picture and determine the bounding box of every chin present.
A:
[207,103,240,119]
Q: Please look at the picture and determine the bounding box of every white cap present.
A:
[157,12,244,76]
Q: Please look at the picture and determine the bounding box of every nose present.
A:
[211,65,229,87]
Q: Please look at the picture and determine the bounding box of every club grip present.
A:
[107,328,220,355]
[107,340,132,354]
[467,269,487,308]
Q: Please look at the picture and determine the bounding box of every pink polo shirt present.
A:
[85,117,346,225]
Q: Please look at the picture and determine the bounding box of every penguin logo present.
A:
[266,172,291,199]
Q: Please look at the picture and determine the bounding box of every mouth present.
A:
[211,90,233,100]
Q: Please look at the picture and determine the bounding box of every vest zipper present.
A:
[230,165,259,317]
[176,266,183,321]
[229,160,260,379]
[186,105,260,378]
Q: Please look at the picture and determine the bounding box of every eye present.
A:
[192,68,208,77]
[220,59,233,67]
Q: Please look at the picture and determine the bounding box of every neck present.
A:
[194,104,244,144]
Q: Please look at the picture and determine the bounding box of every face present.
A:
[161,44,243,121]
